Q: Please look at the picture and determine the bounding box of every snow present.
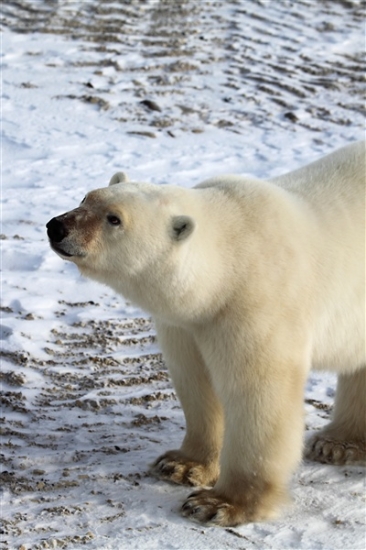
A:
[1,1,365,549]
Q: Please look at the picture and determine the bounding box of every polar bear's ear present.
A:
[171,216,195,241]
[109,172,129,186]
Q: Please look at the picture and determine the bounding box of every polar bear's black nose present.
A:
[46,217,68,243]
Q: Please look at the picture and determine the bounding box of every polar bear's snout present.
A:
[47,215,76,258]
[46,210,89,259]
[47,217,69,243]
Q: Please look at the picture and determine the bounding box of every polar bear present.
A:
[47,141,365,527]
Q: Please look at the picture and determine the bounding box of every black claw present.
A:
[207,511,218,522]
[182,501,192,512]
[161,464,175,476]
[182,501,202,516]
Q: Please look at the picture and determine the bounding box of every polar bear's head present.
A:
[46,173,218,320]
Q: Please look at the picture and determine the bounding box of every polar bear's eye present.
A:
[107,214,121,226]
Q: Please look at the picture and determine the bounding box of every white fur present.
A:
[48,141,365,525]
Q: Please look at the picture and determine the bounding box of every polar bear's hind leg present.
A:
[306,368,366,465]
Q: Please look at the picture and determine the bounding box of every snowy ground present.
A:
[1,1,365,549]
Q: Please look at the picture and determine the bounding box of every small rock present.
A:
[140,99,161,112]
[127,130,157,139]
[284,111,298,122]
[24,313,35,320]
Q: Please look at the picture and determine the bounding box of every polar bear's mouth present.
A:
[49,242,75,258]
[49,240,87,260]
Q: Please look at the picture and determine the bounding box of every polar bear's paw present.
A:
[150,450,218,487]
[181,485,283,526]
[181,488,243,526]
[306,435,366,466]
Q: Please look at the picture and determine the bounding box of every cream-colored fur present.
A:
[47,141,365,526]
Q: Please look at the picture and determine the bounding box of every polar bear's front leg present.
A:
[151,321,224,487]
[181,323,308,526]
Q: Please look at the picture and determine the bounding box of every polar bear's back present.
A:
[272,141,364,279]
[272,141,365,210]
